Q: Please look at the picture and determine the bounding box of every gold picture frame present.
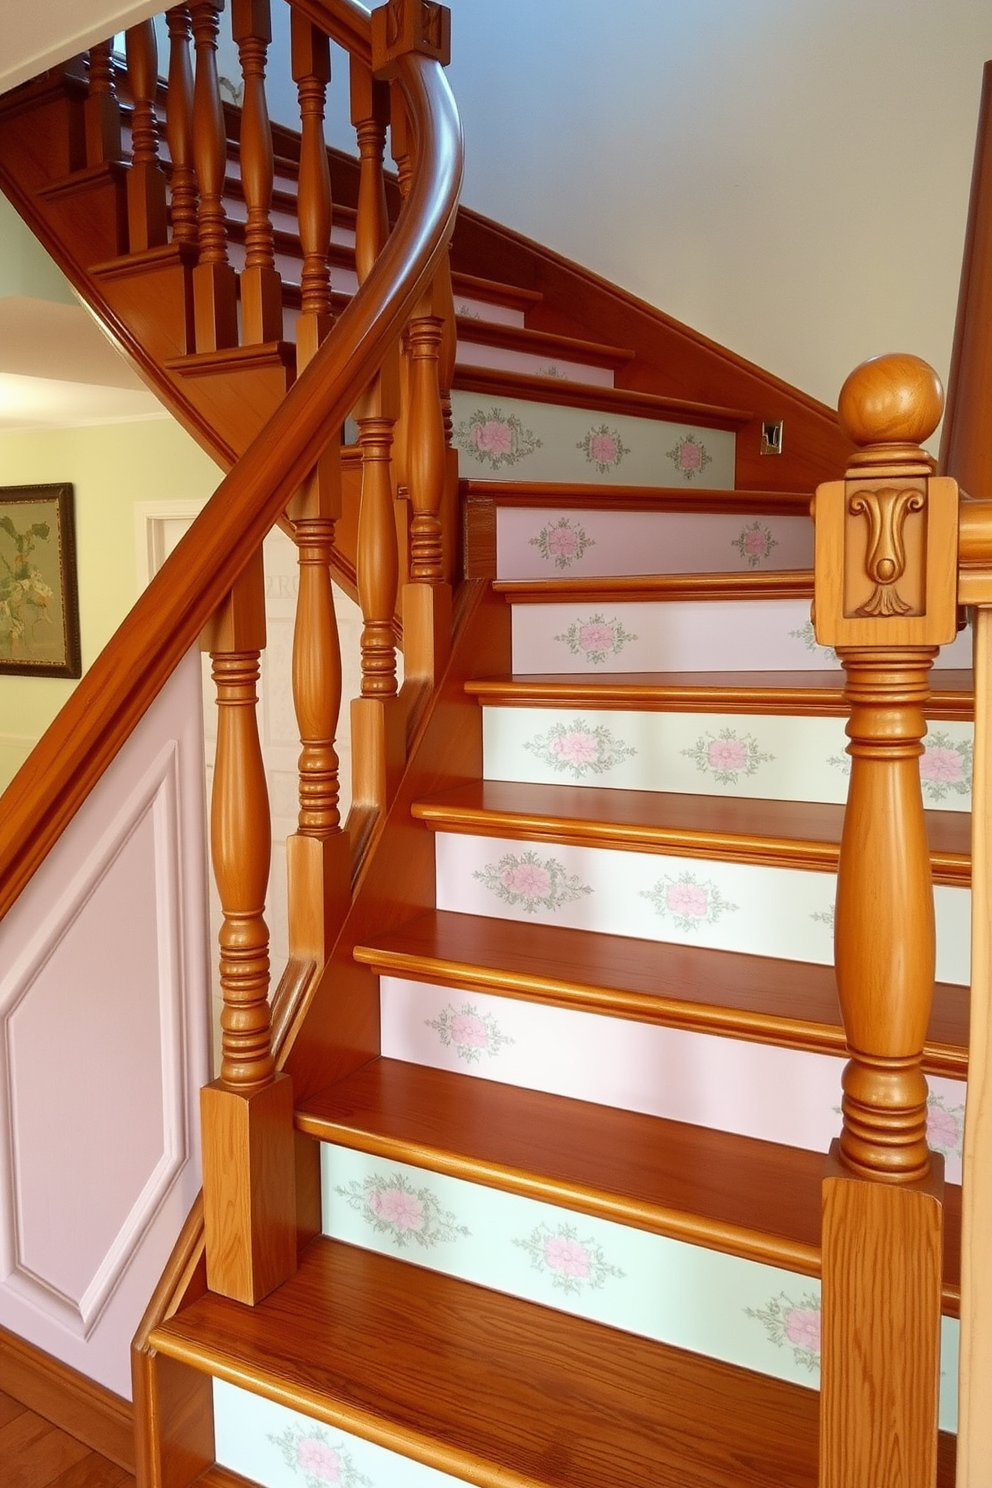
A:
[0,483,81,677]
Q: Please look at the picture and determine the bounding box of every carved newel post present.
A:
[814,354,959,1488]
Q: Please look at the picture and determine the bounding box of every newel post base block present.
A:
[820,1141,943,1488]
[201,1073,297,1305]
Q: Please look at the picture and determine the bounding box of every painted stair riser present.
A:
[214,1379,471,1488]
[433,832,971,986]
[498,508,813,579]
[316,1145,960,1434]
[481,708,974,813]
[380,978,967,1185]
[457,341,615,387]
[454,292,527,327]
[509,599,975,674]
[451,392,736,488]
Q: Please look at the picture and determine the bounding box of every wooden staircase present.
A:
[1,6,986,1487]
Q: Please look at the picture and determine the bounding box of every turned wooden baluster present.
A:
[166,7,199,248]
[351,58,389,285]
[190,0,238,350]
[124,22,169,251]
[200,552,296,1304]
[292,13,333,369]
[85,41,122,166]
[813,353,960,1488]
[232,0,282,343]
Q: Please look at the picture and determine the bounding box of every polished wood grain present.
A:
[464,478,815,512]
[165,8,199,250]
[406,287,447,581]
[464,668,974,719]
[84,43,121,169]
[0,1327,134,1472]
[232,0,283,343]
[821,1149,943,1488]
[410,778,971,883]
[291,9,333,363]
[296,1055,962,1306]
[0,1398,132,1488]
[455,315,634,371]
[352,909,968,1073]
[454,363,752,430]
[493,569,813,601]
[124,22,168,252]
[153,1235,824,1488]
[190,0,238,351]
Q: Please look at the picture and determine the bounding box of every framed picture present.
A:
[0,483,81,677]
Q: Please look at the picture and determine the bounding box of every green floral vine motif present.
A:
[269,1422,372,1488]
[0,515,54,655]
[453,406,542,470]
[334,1170,469,1250]
[640,870,739,932]
[745,1291,821,1374]
[666,434,712,482]
[919,730,973,804]
[576,423,631,474]
[788,620,838,664]
[731,520,779,568]
[425,1002,515,1064]
[474,849,593,915]
[523,718,636,778]
[514,1221,625,1296]
[529,517,596,570]
[554,613,637,665]
[682,727,773,785]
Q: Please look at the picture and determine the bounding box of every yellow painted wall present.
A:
[0,418,221,788]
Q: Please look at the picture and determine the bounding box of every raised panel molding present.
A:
[0,651,211,1397]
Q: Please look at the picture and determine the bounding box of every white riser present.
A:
[433,831,970,986]
[454,293,527,327]
[315,1145,959,1433]
[509,598,974,673]
[380,977,966,1184]
[457,341,615,387]
[451,391,735,487]
[497,507,813,579]
[481,707,974,812]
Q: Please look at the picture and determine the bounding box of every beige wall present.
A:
[0,419,221,788]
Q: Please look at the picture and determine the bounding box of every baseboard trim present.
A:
[0,1324,134,1471]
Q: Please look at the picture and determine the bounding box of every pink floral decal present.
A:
[789,620,838,664]
[335,1170,469,1250]
[811,903,835,930]
[927,1091,965,1157]
[555,612,637,666]
[682,727,773,786]
[514,1221,625,1296]
[453,406,542,470]
[524,718,636,779]
[474,849,593,914]
[745,1291,821,1375]
[919,730,972,804]
[577,423,631,474]
[425,1001,515,1064]
[456,303,483,319]
[270,1422,372,1487]
[530,517,596,570]
[731,520,779,569]
[666,434,712,482]
[640,870,739,932]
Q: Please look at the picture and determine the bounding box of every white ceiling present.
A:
[0,1,162,95]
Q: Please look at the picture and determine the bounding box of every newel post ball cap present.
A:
[837,353,944,449]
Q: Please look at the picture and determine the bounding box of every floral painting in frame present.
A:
[0,483,81,677]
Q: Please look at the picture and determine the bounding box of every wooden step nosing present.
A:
[451,271,544,309]
[465,481,815,513]
[455,317,635,368]
[494,570,814,602]
[149,1320,562,1488]
[354,942,967,1075]
[453,366,754,429]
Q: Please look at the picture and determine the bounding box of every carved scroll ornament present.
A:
[848,485,926,618]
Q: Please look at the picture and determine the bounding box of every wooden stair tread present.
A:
[465,480,815,513]
[411,779,970,882]
[465,669,974,718]
[495,570,813,600]
[353,910,968,1073]
[451,270,545,310]
[453,365,754,429]
[152,1236,828,1488]
[296,1056,962,1305]
[455,316,634,368]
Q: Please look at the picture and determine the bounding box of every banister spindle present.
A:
[351,58,389,284]
[124,22,169,251]
[200,553,296,1304]
[814,353,959,1488]
[85,41,122,166]
[232,0,282,343]
[190,0,238,349]
[355,393,400,699]
[166,7,199,247]
[292,13,333,369]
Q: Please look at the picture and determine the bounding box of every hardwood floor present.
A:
[0,1391,134,1488]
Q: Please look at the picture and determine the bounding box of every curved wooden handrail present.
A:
[0,38,463,924]
[292,0,373,65]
